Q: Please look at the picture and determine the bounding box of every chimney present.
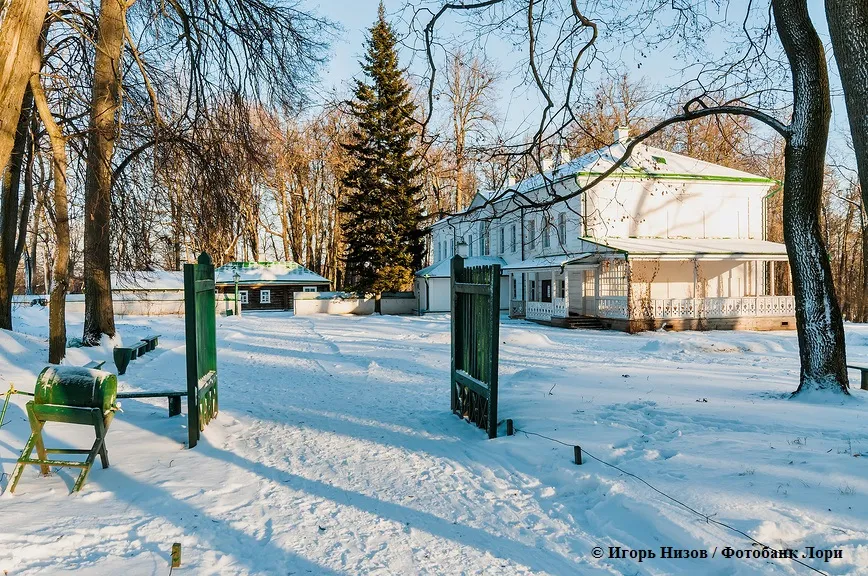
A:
[614,126,630,144]
[541,158,554,172]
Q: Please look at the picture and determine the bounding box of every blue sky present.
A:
[313,0,852,163]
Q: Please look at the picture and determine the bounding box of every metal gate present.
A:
[184,252,219,448]
[450,256,501,438]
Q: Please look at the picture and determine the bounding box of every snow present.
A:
[1,309,867,575]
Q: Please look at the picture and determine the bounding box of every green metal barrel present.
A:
[34,366,118,414]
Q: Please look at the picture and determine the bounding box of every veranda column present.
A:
[692,259,699,318]
[770,261,776,296]
[564,270,570,312]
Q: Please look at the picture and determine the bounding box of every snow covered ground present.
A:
[1,306,867,575]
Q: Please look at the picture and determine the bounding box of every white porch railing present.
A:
[510,299,526,317]
[553,297,567,318]
[526,301,553,321]
[638,296,796,320]
[598,296,629,319]
[523,295,796,323]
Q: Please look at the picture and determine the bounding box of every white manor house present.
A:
[414,128,796,332]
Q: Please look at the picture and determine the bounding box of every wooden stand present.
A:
[9,402,114,494]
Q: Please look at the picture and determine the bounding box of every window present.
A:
[443,240,448,259]
[499,227,505,254]
[238,290,249,304]
[527,219,536,249]
[435,241,441,262]
[511,225,517,252]
[530,280,536,301]
[450,239,454,257]
[512,277,517,299]
[303,286,317,292]
[558,212,567,243]
[260,289,271,304]
[542,220,550,249]
[478,222,490,256]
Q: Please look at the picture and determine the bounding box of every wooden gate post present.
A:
[450,255,464,415]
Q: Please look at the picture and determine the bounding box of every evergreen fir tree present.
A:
[340,3,424,293]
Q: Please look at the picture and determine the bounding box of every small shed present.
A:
[215,262,331,311]
[414,256,509,313]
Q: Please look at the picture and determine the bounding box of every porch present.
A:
[506,238,796,331]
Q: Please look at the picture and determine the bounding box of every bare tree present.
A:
[444,51,497,211]
[30,39,71,363]
[0,0,48,175]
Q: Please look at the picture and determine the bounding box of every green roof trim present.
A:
[575,170,776,184]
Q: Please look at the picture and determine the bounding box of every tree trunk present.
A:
[31,59,70,364]
[773,0,849,394]
[0,85,33,329]
[83,0,125,344]
[0,0,48,177]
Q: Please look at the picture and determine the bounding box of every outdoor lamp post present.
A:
[233,270,241,315]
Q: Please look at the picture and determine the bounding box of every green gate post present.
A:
[184,252,218,449]
[487,264,501,439]
[450,256,464,416]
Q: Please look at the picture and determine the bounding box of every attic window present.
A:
[651,155,667,164]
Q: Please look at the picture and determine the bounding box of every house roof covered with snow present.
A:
[415,256,507,278]
[502,254,588,271]
[112,271,184,291]
[215,261,330,286]
[463,135,776,213]
[573,237,789,261]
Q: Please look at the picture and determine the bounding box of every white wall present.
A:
[13,292,237,316]
[583,178,768,240]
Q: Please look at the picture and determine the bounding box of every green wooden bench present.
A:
[847,364,868,391]
[116,390,187,417]
[113,337,159,375]
[140,335,160,352]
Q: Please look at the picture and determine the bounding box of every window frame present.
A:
[260,289,271,304]
[303,286,317,293]
[238,290,249,304]
[558,212,567,243]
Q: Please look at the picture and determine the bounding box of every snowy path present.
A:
[1,310,867,574]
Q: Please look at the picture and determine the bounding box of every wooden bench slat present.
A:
[117,391,187,398]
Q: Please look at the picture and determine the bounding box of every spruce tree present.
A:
[340,3,424,293]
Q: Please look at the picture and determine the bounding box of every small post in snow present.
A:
[573,445,583,465]
[506,419,514,436]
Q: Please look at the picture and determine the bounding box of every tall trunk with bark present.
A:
[825,0,868,313]
[773,0,849,394]
[0,0,48,177]
[31,58,70,363]
[83,0,125,344]
[0,86,33,329]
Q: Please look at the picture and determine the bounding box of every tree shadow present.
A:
[196,436,594,575]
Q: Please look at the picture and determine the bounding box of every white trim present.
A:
[260,289,271,304]
[238,290,249,304]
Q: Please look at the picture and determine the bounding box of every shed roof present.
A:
[502,254,588,271]
[112,271,184,291]
[215,261,330,285]
[415,256,507,278]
